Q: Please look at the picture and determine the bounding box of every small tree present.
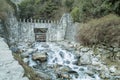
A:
[71,7,80,22]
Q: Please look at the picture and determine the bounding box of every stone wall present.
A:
[64,14,79,42]
[16,13,72,43]
[18,19,64,42]
[4,13,77,44]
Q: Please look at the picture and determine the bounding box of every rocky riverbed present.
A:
[12,40,120,80]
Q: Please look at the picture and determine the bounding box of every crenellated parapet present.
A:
[18,18,60,24]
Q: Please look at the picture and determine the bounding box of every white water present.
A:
[28,55,37,67]
[30,42,101,80]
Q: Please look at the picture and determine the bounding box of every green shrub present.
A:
[78,14,120,47]
[72,0,120,22]
[71,7,80,22]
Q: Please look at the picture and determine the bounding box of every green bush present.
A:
[72,0,120,22]
[78,14,120,47]
[71,7,80,22]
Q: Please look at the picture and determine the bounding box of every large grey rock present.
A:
[59,72,70,79]
[41,43,49,48]
[80,47,90,52]
[21,48,36,58]
[32,52,47,62]
[0,37,29,80]
[109,66,116,73]
[35,71,51,80]
[79,53,92,65]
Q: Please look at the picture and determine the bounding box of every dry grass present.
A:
[13,53,42,80]
[78,14,120,47]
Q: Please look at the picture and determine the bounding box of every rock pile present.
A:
[15,41,120,80]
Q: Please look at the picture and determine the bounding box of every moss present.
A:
[13,53,42,80]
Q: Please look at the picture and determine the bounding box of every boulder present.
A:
[10,46,19,53]
[41,44,49,48]
[35,71,51,80]
[21,52,29,58]
[32,52,47,62]
[21,48,37,58]
[115,52,120,61]
[23,58,29,63]
[79,53,92,65]
[80,47,90,52]
[60,73,69,79]
[59,66,71,72]
[109,66,116,73]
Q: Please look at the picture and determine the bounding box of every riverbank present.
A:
[0,37,29,80]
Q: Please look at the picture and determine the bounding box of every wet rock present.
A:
[100,74,106,79]
[28,55,37,67]
[60,73,69,79]
[79,68,85,71]
[61,66,71,72]
[32,52,47,62]
[56,78,63,80]
[59,51,64,58]
[10,46,19,53]
[79,53,92,65]
[65,47,75,52]
[109,66,116,73]
[92,58,101,66]
[86,70,94,76]
[21,48,36,58]
[21,52,29,58]
[68,71,79,78]
[64,60,70,64]
[41,44,49,48]
[100,66,110,79]
[114,48,120,52]
[116,52,120,61]
[80,47,90,52]
[73,43,80,48]
[110,76,120,80]
[35,71,51,80]
[68,70,78,74]
[72,60,79,65]
[69,44,74,48]
[23,58,29,63]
